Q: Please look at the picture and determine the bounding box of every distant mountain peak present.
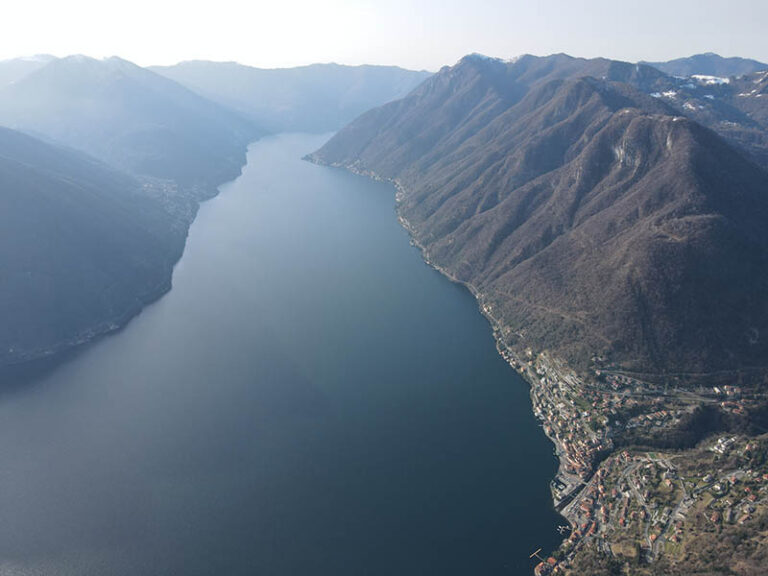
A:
[151,60,432,132]
[55,54,139,69]
[59,54,103,65]
[644,53,768,78]
[0,54,260,187]
[462,53,506,63]
[1,54,56,63]
[0,54,58,87]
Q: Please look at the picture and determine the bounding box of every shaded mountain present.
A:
[644,53,768,78]
[150,60,431,132]
[0,54,56,87]
[0,55,261,193]
[310,54,768,378]
[0,127,193,370]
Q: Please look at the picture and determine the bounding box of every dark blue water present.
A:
[0,133,561,575]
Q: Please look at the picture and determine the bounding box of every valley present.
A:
[0,134,562,575]
[0,55,428,377]
[2,46,768,575]
[309,52,768,574]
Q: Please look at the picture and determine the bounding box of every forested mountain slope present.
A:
[311,54,768,377]
[0,127,193,370]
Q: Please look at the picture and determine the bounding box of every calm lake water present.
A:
[0,133,562,575]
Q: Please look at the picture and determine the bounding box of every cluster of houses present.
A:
[598,372,645,391]
[564,453,686,563]
[533,556,559,576]
[500,344,767,573]
[702,457,768,529]
[710,386,747,414]
[625,408,683,430]
[583,441,768,562]
[710,436,737,454]
[712,385,742,398]
[530,367,609,483]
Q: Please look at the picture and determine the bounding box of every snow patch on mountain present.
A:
[692,74,730,85]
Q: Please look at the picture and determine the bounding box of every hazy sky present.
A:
[2,0,767,70]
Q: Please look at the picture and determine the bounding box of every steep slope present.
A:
[0,55,260,193]
[0,127,192,371]
[644,53,768,77]
[150,60,432,132]
[314,54,670,171]
[310,54,768,378]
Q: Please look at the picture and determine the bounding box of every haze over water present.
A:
[0,133,561,575]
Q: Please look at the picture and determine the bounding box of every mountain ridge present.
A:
[150,60,432,132]
[643,52,768,78]
[0,55,264,374]
[0,55,261,193]
[310,54,768,379]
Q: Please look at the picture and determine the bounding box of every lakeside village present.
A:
[484,309,768,575]
[388,210,768,574]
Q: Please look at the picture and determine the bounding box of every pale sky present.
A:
[1,0,767,70]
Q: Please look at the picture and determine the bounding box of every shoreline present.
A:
[306,156,584,543]
[0,145,257,385]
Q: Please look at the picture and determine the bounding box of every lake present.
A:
[0,133,562,575]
